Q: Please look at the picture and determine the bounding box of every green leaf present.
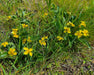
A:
[33,68,39,73]
[37,55,43,62]
[83,61,86,64]
[47,64,52,68]
[79,39,91,49]
[0,52,7,59]
[0,64,7,75]
[69,41,72,48]
[49,0,51,7]
[45,0,51,7]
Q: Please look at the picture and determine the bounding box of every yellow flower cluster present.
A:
[79,21,86,27]
[1,42,8,47]
[75,29,89,38]
[22,37,32,44]
[22,24,28,28]
[57,36,64,41]
[39,36,48,46]
[67,22,75,27]
[8,48,17,56]
[11,29,19,38]
[23,47,33,56]
[64,27,71,33]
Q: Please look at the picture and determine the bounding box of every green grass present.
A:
[0,0,94,75]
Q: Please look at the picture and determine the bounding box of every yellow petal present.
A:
[44,36,48,39]
[8,51,10,55]
[3,45,6,47]
[29,52,33,56]
[24,51,28,55]
[13,52,17,55]
[42,42,46,46]
[23,47,28,50]
[29,48,33,51]
[39,40,42,44]
[10,48,13,51]
[12,29,18,31]
[12,49,15,52]
[41,37,45,40]
[5,42,8,45]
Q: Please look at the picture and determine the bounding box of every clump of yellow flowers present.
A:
[74,29,89,38]
[64,27,71,33]
[39,36,48,46]
[11,29,19,38]
[8,48,17,56]
[57,36,64,41]
[22,37,32,44]
[22,24,28,28]
[23,47,33,56]
[1,42,8,47]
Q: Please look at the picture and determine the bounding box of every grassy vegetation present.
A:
[0,0,94,75]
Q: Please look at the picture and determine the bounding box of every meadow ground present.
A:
[0,0,94,75]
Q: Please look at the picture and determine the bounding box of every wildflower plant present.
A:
[1,42,8,47]
[0,3,91,73]
[8,48,17,56]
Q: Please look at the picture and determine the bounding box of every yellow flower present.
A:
[22,24,28,28]
[1,42,8,47]
[13,34,19,38]
[41,36,48,40]
[12,29,18,31]
[7,16,11,20]
[11,29,18,35]
[79,21,86,27]
[44,36,48,39]
[8,48,17,56]
[23,47,33,56]
[67,22,75,27]
[27,37,32,43]
[41,37,45,40]
[22,39,27,44]
[74,30,82,38]
[82,29,89,36]
[44,13,48,16]
[43,13,48,17]
[8,16,11,19]
[11,29,19,38]
[57,36,64,41]
[39,40,46,46]
[64,27,71,33]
